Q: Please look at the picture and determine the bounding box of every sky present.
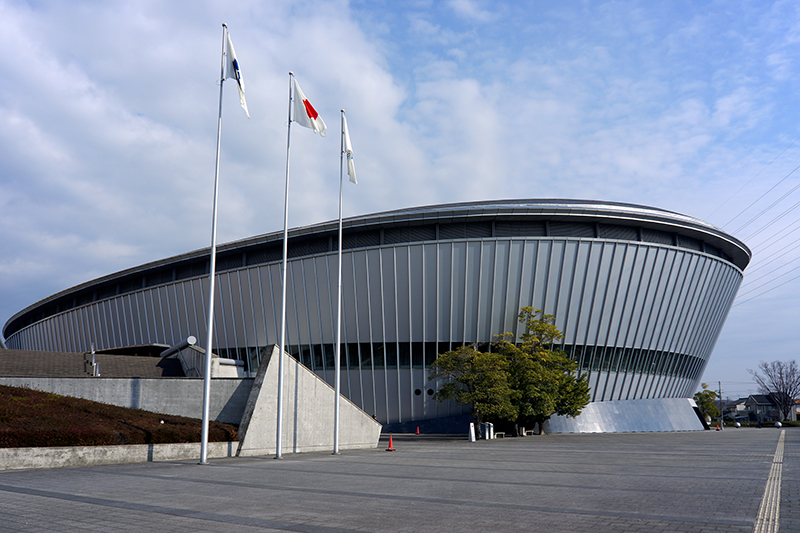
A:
[2,0,800,399]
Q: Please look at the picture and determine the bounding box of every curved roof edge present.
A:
[240,198,751,269]
[3,199,750,337]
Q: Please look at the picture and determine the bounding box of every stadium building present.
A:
[2,199,750,432]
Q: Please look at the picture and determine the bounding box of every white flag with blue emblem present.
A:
[343,115,357,184]
[225,31,249,118]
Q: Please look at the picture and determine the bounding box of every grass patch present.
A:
[0,385,237,448]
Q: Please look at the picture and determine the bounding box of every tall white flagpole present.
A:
[200,23,228,465]
[276,72,295,459]
[334,110,345,454]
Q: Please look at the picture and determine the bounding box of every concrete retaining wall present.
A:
[0,377,252,424]
[237,345,382,455]
[0,441,238,471]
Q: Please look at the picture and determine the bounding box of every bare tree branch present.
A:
[748,360,800,421]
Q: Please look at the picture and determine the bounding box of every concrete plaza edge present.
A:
[0,441,239,471]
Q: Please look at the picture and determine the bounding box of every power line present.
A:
[733,270,800,306]
[732,171,800,234]
[737,262,800,297]
[740,253,800,287]
[707,133,800,219]
[742,237,800,277]
[751,217,800,252]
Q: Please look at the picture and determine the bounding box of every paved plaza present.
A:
[0,428,796,532]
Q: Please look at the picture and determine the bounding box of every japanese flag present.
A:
[292,78,326,136]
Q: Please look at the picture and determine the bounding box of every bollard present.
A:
[469,422,476,442]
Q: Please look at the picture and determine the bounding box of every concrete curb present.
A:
[0,441,238,471]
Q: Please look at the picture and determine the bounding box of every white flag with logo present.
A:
[292,78,326,136]
[343,115,357,184]
[225,31,249,118]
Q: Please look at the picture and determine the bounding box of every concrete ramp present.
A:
[237,345,382,456]
[544,397,705,433]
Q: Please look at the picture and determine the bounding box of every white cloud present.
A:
[447,0,496,23]
[2,0,800,397]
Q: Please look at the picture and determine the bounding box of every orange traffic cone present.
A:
[715,424,720,431]
[386,435,396,452]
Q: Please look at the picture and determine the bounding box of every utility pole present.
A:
[718,381,723,430]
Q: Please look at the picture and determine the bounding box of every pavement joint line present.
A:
[97,464,766,499]
[0,430,786,531]
[753,429,784,533]
[0,483,363,533]
[69,469,753,527]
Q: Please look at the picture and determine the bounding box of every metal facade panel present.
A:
[300,260,320,345]
[477,240,496,342]
[518,240,537,316]
[450,242,467,342]
[636,248,666,350]
[437,243,452,341]
[340,251,358,341]
[423,243,438,341]
[546,240,566,325]
[393,246,410,341]
[532,240,551,312]
[595,244,623,348]
[575,242,601,347]
[379,248,396,343]
[510,239,527,335]
[408,245,425,342]
[491,240,510,338]
[7,229,745,426]
[172,283,188,342]
[554,240,577,345]
[162,285,177,344]
[366,249,384,342]
[351,250,371,345]
[563,241,588,346]
[313,257,333,344]
[246,270,268,347]
[463,241,482,341]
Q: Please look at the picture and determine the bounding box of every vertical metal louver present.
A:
[641,228,674,245]
[494,221,546,237]
[384,225,436,244]
[599,224,638,240]
[549,222,596,238]
[677,235,703,251]
[439,222,492,239]
[342,230,381,249]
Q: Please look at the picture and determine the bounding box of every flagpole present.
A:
[200,23,228,465]
[276,72,295,459]
[334,110,345,455]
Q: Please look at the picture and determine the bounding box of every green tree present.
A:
[428,307,590,435]
[495,308,590,434]
[693,383,719,421]
[428,345,516,430]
